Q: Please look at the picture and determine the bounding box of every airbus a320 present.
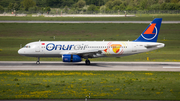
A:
[18,18,165,65]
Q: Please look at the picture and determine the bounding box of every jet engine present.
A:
[62,54,82,62]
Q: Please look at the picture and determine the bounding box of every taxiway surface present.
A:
[0,21,179,23]
[0,61,180,71]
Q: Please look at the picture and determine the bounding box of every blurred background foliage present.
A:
[0,0,180,12]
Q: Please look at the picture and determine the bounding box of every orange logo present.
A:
[144,23,156,34]
[111,44,122,53]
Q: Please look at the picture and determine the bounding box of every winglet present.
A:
[134,18,162,42]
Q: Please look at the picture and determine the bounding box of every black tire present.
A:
[36,61,40,65]
[85,60,90,65]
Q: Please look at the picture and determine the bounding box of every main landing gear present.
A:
[36,57,40,65]
[85,59,90,65]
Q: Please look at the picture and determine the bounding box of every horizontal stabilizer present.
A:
[144,43,165,49]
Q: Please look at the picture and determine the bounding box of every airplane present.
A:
[18,18,165,65]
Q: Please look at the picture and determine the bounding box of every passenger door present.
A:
[132,43,137,52]
[35,41,40,52]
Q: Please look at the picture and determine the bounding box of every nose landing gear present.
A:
[36,57,40,65]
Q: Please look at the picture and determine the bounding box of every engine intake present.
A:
[62,54,82,62]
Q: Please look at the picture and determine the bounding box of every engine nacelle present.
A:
[62,54,82,62]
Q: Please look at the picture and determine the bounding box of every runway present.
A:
[0,21,180,23]
[0,61,180,71]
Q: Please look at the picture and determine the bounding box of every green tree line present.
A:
[0,0,180,12]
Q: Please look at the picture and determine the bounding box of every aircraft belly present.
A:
[22,54,61,57]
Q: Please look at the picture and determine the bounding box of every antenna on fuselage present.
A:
[20,44,22,48]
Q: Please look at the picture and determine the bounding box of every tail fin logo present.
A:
[141,23,158,40]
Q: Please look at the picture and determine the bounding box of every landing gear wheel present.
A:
[36,57,40,65]
[36,61,40,65]
[85,60,90,65]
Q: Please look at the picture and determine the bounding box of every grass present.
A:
[0,14,180,21]
[0,71,180,100]
[0,23,180,61]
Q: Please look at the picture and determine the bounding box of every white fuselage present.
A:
[18,41,165,58]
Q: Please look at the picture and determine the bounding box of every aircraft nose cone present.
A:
[18,49,23,55]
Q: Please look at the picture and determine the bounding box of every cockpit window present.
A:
[23,45,31,48]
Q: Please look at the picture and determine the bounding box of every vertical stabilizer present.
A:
[134,18,162,42]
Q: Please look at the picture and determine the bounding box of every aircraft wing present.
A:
[60,49,102,58]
